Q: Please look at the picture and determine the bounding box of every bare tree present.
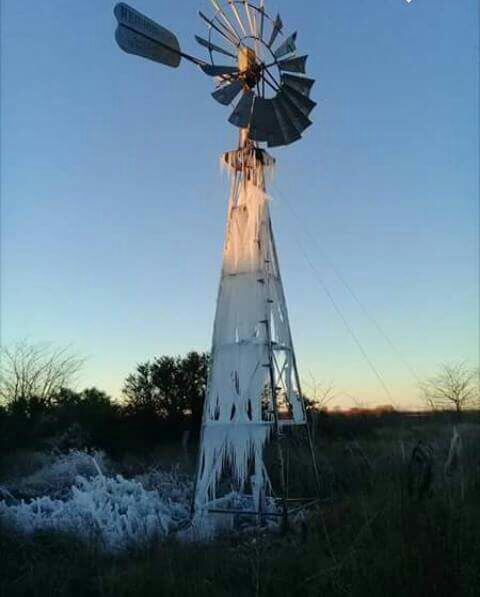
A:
[420,362,479,413]
[304,374,337,411]
[0,341,84,405]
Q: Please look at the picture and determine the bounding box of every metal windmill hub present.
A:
[114,1,317,149]
[237,46,262,90]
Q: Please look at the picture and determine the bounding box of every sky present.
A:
[1,0,478,409]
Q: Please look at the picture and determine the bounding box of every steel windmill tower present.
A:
[114,0,320,525]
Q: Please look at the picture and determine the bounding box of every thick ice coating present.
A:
[194,154,306,516]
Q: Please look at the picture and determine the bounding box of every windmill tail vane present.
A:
[114,0,320,531]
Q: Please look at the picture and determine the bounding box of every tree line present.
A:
[0,341,478,456]
[0,342,208,456]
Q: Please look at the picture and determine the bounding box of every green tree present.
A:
[123,352,208,429]
[51,387,120,452]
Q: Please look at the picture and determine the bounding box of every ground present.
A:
[0,413,479,597]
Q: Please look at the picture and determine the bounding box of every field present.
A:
[1,412,479,597]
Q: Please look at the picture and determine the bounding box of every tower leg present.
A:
[267,217,323,499]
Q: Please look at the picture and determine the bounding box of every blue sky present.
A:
[1,0,478,409]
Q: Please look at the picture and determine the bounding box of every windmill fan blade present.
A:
[201,64,239,76]
[114,3,181,68]
[268,13,283,47]
[259,4,266,40]
[282,85,317,117]
[278,55,308,74]
[278,92,312,133]
[212,79,244,105]
[266,127,287,148]
[209,0,242,41]
[274,32,297,59]
[281,74,315,97]
[227,0,248,36]
[195,36,236,58]
[199,11,239,47]
[270,98,301,147]
[249,98,280,142]
[243,0,256,37]
[229,91,255,128]
[115,25,181,68]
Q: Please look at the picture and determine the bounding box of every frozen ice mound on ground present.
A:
[2,450,110,500]
[0,474,191,551]
[0,451,192,551]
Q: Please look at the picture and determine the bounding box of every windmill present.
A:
[114,0,320,527]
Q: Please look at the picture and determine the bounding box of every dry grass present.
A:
[1,413,479,597]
